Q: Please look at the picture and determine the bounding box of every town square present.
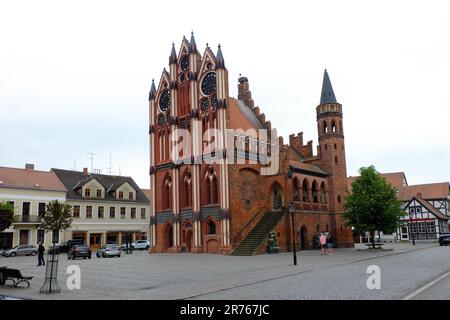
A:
[0,0,449,311]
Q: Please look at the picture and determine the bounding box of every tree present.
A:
[40,200,73,245]
[343,166,405,249]
[0,202,14,232]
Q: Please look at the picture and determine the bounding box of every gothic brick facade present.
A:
[148,34,354,254]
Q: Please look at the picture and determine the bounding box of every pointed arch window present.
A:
[293,178,301,201]
[163,175,172,210]
[207,220,216,234]
[302,180,310,202]
[331,120,337,133]
[204,167,219,205]
[182,171,192,208]
[312,181,319,203]
[322,121,328,134]
[320,182,327,203]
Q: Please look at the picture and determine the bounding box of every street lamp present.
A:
[288,201,297,266]
[409,212,416,246]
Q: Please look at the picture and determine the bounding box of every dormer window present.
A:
[97,189,102,198]
[119,191,124,200]
[129,192,134,200]
[85,188,91,197]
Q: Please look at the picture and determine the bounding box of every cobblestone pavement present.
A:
[0,243,448,300]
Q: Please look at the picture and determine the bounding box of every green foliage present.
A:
[0,202,15,232]
[343,166,405,245]
[40,200,73,242]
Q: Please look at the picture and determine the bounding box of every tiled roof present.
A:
[141,189,151,203]
[408,197,448,220]
[52,168,149,204]
[289,160,329,176]
[398,182,449,201]
[0,166,67,192]
[348,172,407,190]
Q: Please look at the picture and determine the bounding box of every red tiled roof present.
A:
[0,166,67,192]
[413,197,448,220]
[398,182,449,201]
[348,172,407,190]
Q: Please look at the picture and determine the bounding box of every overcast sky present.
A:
[1,0,449,189]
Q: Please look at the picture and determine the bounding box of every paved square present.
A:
[1,243,449,300]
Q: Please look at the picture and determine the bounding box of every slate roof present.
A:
[320,69,337,105]
[52,168,149,204]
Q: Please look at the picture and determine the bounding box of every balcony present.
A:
[13,215,42,224]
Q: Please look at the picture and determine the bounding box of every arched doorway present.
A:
[271,183,284,211]
[184,222,193,252]
[300,225,308,250]
[164,224,173,250]
[185,230,193,252]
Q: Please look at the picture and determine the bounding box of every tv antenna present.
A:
[87,152,101,173]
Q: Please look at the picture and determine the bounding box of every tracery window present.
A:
[204,167,218,205]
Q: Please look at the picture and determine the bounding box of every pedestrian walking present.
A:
[319,233,327,255]
[327,235,334,256]
[37,242,45,266]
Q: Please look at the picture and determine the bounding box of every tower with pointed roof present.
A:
[315,69,351,247]
[148,35,354,255]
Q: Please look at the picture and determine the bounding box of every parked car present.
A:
[49,239,84,255]
[121,240,150,251]
[439,233,450,246]
[96,244,121,258]
[2,245,38,257]
[68,245,92,260]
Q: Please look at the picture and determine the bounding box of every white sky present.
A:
[0,0,449,189]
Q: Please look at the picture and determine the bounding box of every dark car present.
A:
[439,233,450,246]
[49,239,84,254]
[68,245,92,260]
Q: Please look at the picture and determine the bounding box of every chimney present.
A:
[83,167,89,176]
[25,163,35,171]
[417,192,422,199]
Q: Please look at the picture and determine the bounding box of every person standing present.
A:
[319,233,327,256]
[327,234,334,256]
[37,242,45,266]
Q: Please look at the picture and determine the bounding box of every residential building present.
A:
[348,172,449,241]
[0,164,67,249]
[52,168,151,250]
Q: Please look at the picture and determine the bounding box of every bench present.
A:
[0,267,33,288]
[365,243,384,249]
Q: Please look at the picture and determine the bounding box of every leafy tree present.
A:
[343,166,405,248]
[0,202,15,232]
[40,200,73,245]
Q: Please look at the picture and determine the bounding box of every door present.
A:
[19,230,30,245]
[89,234,102,250]
[186,231,193,252]
[300,226,308,250]
[401,226,409,240]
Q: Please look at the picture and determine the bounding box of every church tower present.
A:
[316,70,352,246]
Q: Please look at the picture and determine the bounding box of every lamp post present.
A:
[289,201,297,266]
[409,213,416,246]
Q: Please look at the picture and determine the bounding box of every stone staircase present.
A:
[231,212,284,256]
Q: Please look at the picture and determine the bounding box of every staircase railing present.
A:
[233,208,266,247]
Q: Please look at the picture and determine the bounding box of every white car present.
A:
[121,240,150,251]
